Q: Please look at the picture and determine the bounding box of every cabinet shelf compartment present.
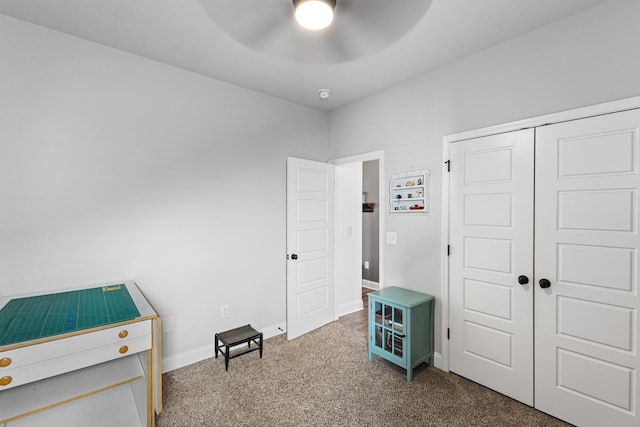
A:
[1,355,147,426]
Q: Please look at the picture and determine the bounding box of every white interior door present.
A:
[535,109,640,426]
[286,157,335,340]
[449,129,535,405]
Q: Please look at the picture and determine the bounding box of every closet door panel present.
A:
[449,129,534,405]
[535,109,640,427]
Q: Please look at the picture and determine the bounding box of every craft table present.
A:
[0,281,162,427]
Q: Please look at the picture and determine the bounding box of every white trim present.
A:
[362,279,380,290]
[337,299,364,317]
[440,95,640,374]
[162,344,211,373]
[330,150,384,165]
[162,322,285,372]
[440,140,451,372]
[444,96,640,144]
[330,150,386,289]
[162,320,434,374]
[433,352,443,370]
[260,322,287,340]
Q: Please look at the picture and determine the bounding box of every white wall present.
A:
[3,0,639,369]
[328,0,640,354]
[334,162,363,316]
[0,15,329,370]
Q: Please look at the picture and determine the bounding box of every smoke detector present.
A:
[318,89,331,100]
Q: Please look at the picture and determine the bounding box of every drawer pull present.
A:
[118,330,129,339]
[0,376,12,386]
[119,345,129,354]
[0,357,11,368]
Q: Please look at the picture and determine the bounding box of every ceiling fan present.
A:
[198,0,433,64]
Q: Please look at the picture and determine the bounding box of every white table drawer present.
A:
[0,334,151,391]
[0,320,151,371]
[0,320,151,391]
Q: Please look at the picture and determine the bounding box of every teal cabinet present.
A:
[368,286,434,381]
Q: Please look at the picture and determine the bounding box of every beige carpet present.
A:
[156,322,571,427]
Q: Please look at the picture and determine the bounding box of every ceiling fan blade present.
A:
[198,0,291,46]
[198,0,433,64]
[315,0,432,63]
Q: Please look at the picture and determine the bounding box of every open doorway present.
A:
[334,158,379,335]
[332,151,385,325]
[362,159,379,290]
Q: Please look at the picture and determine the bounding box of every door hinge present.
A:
[444,160,450,172]
[447,245,450,256]
[447,328,450,340]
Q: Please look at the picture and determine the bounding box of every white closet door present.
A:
[449,129,534,405]
[535,109,640,426]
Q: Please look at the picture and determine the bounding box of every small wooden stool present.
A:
[215,324,263,371]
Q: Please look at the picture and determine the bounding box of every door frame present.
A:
[331,150,386,295]
[440,96,640,372]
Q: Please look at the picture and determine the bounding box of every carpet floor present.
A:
[156,322,571,427]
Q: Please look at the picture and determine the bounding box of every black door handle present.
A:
[539,278,551,289]
[518,275,529,285]
[291,254,298,260]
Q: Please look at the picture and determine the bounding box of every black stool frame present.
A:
[214,324,263,371]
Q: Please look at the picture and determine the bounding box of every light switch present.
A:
[347,226,353,236]
[386,232,398,245]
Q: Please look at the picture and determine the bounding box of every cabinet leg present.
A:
[407,368,413,382]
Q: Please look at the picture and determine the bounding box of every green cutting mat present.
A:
[0,284,140,346]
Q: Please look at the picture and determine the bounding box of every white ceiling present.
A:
[0,0,609,112]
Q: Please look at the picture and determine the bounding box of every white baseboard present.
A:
[362,279,380,290]
[162,344,212,373]
[337,299,364,318]
[433,352,442,370]
[261,322,287,339]
[162,324,442,375]
[162,321,286,373]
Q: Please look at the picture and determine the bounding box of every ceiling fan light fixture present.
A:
[293,0,336,31]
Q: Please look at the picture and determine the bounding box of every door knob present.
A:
[291,254,298,260]
[518,275,529,285]
[539,278,551,289]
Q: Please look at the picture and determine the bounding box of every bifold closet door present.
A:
[449,129,535,405]
[534,109,640,427]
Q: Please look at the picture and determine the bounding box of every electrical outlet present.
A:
[364,261,370,269]
[220,305,229,318]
